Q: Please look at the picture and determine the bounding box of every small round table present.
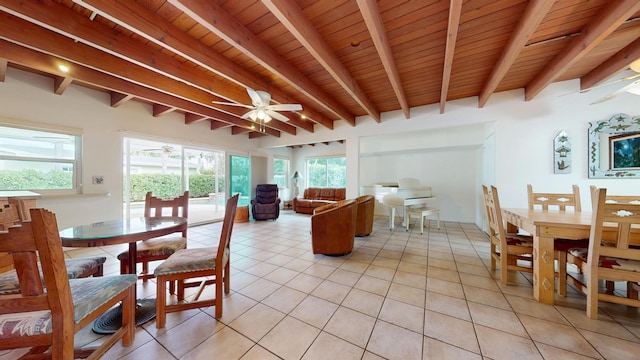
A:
[234,205,249,223]
[60,216,187,334]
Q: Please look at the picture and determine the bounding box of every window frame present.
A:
[0,118,83,195]
[305,155,346,188]
[273,156,290,188]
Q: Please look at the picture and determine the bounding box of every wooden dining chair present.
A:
[118,191,189,286]
[527,184,586,296]
[0,200,106,292]
[483,185,534,284]
[574,185,640,298]
[579,188,640,319]
[154,194,239,328]
[527,184,582,211]
[0,208,137,359]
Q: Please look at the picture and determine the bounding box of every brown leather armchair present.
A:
[311,199,357,255]
[355,195,375,236]
[251,184,280,220]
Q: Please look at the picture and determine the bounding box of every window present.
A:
[306,156,346,187]
[123,137,227,224]
[273,157,290,188]
[229,155,250,206]
[0,122,82,194]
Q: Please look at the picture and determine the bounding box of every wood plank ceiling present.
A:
[1,0,639,141]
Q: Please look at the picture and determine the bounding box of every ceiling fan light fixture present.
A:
[630,58,640,73]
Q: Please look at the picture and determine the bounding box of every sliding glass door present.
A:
[123,137,226,224]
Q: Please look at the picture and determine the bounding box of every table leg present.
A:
[533,233,555,304]
[128,242,137,278]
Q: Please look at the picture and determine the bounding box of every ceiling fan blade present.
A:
[580,73,640,94]
[590,79,640,105]
[211,101,253,109]
[268,104,302,111]
[247,88,264,107]
[256,90,271,105]
[241,110,256,119]
[266,109,289,122]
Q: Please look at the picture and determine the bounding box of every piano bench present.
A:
[406,207,440,233]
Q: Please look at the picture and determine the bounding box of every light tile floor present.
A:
[3,212,640,359]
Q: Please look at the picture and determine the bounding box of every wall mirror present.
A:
[588,113,640,178]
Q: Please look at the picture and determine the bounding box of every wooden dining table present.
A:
[502,208,640,305]
[501,208,593,304]
[59,216,187,333]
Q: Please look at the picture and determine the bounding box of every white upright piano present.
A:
[376,178,436,230]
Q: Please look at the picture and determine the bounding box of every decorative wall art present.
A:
[554,131,571,174]
[588,113,640,178]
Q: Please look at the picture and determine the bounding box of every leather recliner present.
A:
[251,184,281,220]
[355,195,375,236]
[311,199,357,255]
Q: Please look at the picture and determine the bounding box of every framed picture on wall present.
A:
[610,132,640,170]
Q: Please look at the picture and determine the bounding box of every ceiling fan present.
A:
[212,88,302,123]
[142,145,175,154]
[590,58,640,104]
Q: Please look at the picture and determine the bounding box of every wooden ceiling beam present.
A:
[73,0,327,131]
[168,0,355,125]
[185,113,207,124]
[478,0,553,108]
[249,132,269,139]
[356,0,407,120]
[525,0,640,101]
[231,127,251,135]
[581,37,640,90]
[0,59,7,82]
[209,120,230,131]
[0,11,283,136]
[110,92,133,107]
[438,0,462,114]
[264,0,378,124]
[0,39,281,137]
[2,0,296,135]
[53,75,72,95]
[153,104,176,117]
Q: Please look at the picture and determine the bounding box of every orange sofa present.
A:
[293,187,346,214]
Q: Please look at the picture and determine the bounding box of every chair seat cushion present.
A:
[155,246,229,277]
[0,256,107,295]
[64,256,107,278]
[506,233,533,246]
[0,274,136,340]
[568,247,640,270]
[554,238,589,252]
[117,233,186,260]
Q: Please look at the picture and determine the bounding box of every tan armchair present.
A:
[311,199,357,255]
[355,195,375,236]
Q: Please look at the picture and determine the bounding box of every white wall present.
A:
[0,68,259,228]
[2,66,639,230]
